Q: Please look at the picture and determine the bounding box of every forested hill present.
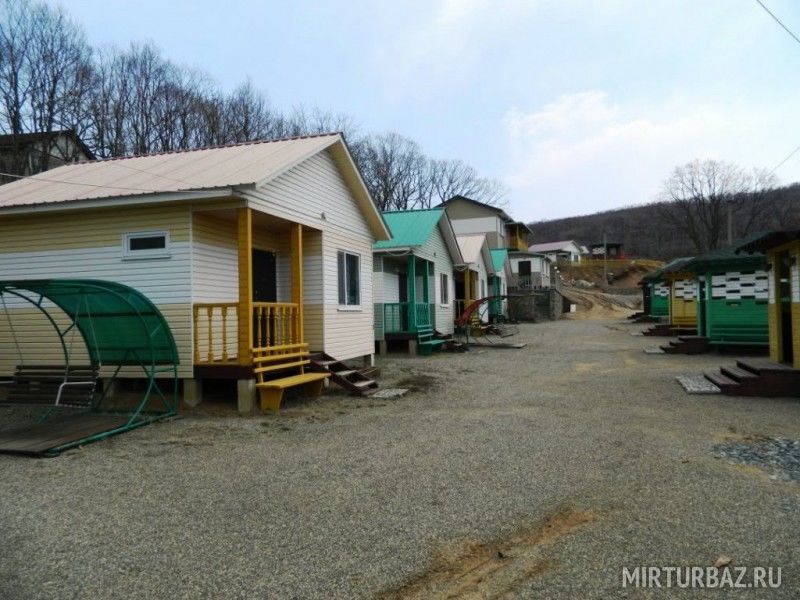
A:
[528,183,800,260]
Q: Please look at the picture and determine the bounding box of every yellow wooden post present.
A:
[291,223,304,344]
[237,207,253,365]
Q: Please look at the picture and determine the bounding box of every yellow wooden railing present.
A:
[193,301,301,364]
[253,302,301,351]
[193,302,239,364]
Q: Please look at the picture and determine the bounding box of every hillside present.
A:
[528,183,800,259]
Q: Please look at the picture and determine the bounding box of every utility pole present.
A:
[726,199,733,246]
[602,231,608,286]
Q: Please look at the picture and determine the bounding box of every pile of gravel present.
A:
[713,438,800,482]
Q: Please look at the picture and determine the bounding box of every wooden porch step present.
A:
[720,366,759,383]
[352,380,375,388]
[704,371,740,391]
[333,369,357,377]
[308,352,379,396]
[737,358,796,374]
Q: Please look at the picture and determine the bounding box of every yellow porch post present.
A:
[291,223,304,343]
[237,207,253,365]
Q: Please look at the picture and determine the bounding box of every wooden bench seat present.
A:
[252,344,330,411]
[0,365,99,408]
[416,325,445,357]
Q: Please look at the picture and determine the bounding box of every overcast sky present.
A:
[62,0,800,222]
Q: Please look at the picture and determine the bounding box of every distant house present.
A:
[528,240,582,263]
[0,133,390,413]
[508,251,552,290]
[589,242,625,259]
[455,234,494,321]
[438,195,531,252]
[0,130,95,184]
[373,209,463,354]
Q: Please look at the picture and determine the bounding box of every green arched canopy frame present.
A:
[0,279,179,434]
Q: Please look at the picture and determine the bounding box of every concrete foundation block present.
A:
[182,378,203,407]
[237,379,256,414]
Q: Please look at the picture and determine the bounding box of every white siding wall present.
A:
[247,150,375,360]
[450,216,497,235]
[382,271,400,303]
[0,204,194,377]
[192,212,237,303]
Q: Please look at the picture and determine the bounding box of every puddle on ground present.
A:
[394,374,439,392]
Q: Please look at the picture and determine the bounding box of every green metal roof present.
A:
[0,279,179,366]
[490,248,508,272]
[373,209,444,250]
[685,234,766,273]
[736,229,800,254]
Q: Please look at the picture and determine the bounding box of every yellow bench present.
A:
[252,343,329,411]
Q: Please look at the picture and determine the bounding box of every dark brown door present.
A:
[778,252,794,364]
[252,249,277,302]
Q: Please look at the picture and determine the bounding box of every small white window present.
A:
[337,250,361,307]
[123,231,170,259]
[440,273,449,305]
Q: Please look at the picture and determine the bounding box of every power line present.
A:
[754,0,800,47]
[767,143,800,176]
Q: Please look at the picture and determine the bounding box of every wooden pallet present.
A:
[0,414,128,456]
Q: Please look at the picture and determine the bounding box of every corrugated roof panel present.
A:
[374,209,443,250]
[528,240,579,252]
[490,248,508,272]
[456,234,487,265]
[0,134,339,208]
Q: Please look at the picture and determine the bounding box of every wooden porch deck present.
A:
[0,414,128,456]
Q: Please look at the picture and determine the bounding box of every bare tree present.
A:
[357,132,430,211]
[428,159,508,207]
[1,0,507,215]
[0,0,92,171]
[658,159,776,253]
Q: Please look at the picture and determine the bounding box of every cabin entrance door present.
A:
[252,249,277,302]
[777,251,794,365]
[252,249,277,347]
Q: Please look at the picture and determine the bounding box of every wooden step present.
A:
[332,369,357,377]
[704,371,740,390]
[720,366,759,383]
[352,380,376,388]
[737,358,795,375]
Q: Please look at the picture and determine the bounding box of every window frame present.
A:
[122,230,171,260]
[439,272,449,307]
[337,250,362,309]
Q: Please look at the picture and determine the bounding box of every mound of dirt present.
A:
[561,286,641,319]
[559,259,662,289]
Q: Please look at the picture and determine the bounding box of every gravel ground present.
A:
[1,318,799,599]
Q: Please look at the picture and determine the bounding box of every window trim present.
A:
[337,250,362,308]
[439,272,450,307]
[122,230,171,260]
